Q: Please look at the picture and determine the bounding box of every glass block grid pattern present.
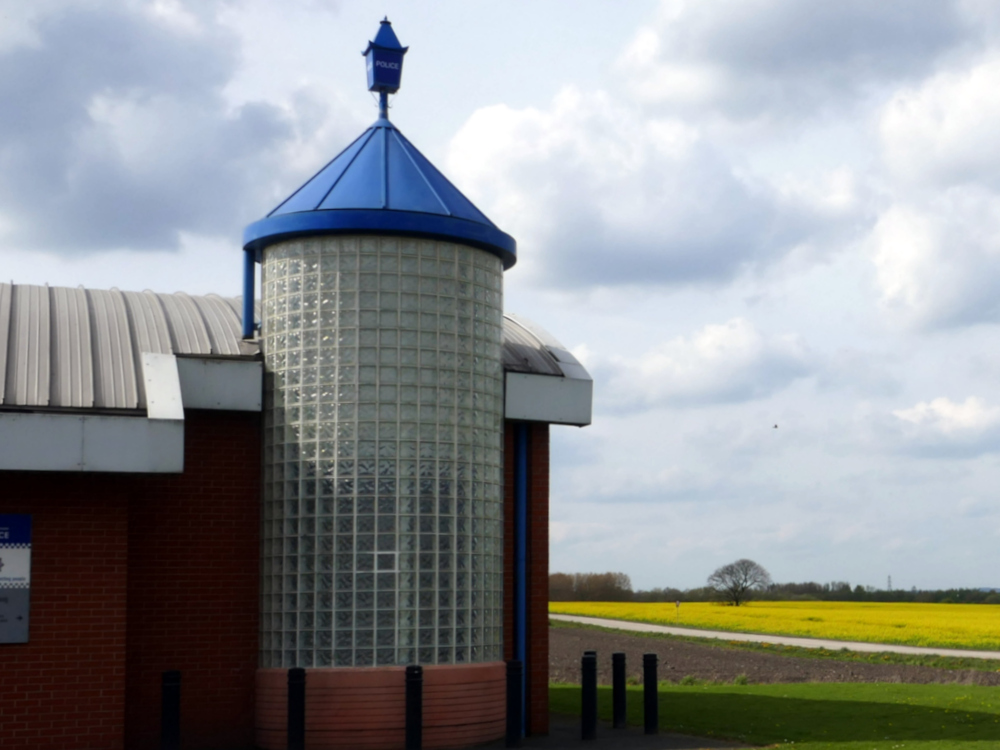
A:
[260,236,504,669]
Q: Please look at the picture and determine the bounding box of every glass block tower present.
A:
[243,20,516,677]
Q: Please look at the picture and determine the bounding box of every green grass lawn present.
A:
[550,682,1000,749]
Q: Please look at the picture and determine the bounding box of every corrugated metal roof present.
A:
[502,315,563,376]
[195,295,244,356]
[122,290,173,355]
[0,283,583,412]
[157,292,212,354]
[7,284,51,406]
[50,286,93,407]
[89,288,137,409]
[1,283,258,412]
[0,283,13,404]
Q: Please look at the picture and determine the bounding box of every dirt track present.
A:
[549,625,1000,686]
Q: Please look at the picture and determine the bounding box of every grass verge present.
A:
[551,682,1000,749]
[551,618,1000,673]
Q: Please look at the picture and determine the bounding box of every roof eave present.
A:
[243,209,517,269]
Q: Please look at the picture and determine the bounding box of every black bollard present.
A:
[612,652,626,729]
[643,653,658,735]
[581,652,597,741]
[506,660,523,748]
[406,665,423,750]
[161,670,181,750]
[287,667,306,750]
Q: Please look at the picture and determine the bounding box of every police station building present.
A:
[0,20,592,750]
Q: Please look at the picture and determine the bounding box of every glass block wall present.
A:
[260,235,505,669]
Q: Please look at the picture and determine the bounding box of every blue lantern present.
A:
[363,18,408,94]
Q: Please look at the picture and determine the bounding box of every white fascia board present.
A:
[0,412,183,473]
[176,358,262,412]
[142,353,184,420]
[505,372,593,426]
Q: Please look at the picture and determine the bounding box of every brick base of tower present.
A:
[255,662,505,749]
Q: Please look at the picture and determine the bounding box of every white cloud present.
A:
[869,192,1000,329]
[448,87,841,289]
[895,396,1000,435]
[880,56,1000,189]
[594,317,814,409]
[892,396,1000,456]
[619,0,965,119]
[0,2,360,255]
[867,52,1000,330]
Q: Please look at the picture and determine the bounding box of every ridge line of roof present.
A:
[391,127,451,216]
[268,127,376,218]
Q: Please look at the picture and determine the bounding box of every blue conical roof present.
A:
[243,117,516,268]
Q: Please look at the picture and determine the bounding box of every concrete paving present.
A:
[551,613,1000,660]
[478,715,747,750]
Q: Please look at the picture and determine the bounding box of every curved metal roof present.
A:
[0,283,260,411]
[502,313,591,382]
[243,118,516,268]
[0,284,586,413]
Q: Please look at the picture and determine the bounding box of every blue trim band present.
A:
[243,210,517,269]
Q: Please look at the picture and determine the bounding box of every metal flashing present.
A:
[0,411,184,473]
[504,372,593,427]
[141,353,184,421]
[176,358,262,411]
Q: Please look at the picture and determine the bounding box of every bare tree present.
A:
[707,559,771,606]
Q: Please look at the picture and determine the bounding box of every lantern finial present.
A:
[362,18,408,119]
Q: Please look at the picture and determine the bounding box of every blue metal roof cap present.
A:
[244,119,516,268]
[365,17,407,54]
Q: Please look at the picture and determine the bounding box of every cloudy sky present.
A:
[5,0,1000,590]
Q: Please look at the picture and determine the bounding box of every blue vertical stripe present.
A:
[242,250,255,339]
[515,422,528,736]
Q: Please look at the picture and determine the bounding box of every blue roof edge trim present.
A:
[243,210,517,269]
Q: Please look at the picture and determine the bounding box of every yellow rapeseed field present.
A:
[548,601,1000,651]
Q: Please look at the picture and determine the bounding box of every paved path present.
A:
[551,614,1000,661]
[478,715,747,750]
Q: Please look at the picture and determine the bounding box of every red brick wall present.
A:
[125,410,261,750]
[0,409,261,750]
[0,477,131,750]
[502,421,550,736]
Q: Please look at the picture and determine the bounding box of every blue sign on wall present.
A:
[0,514,31,643]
